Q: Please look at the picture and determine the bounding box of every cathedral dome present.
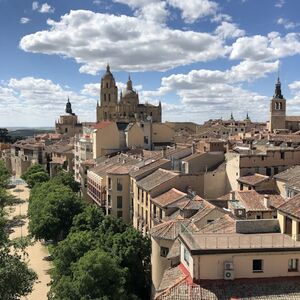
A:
[102,64,113,80]
[122,75,137,98]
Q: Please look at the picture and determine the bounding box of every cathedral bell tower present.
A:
[269,77,286,132]
[97,64,118,122]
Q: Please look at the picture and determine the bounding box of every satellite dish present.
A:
[146,116,152,121]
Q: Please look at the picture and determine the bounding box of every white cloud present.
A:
[215,21,245,39]
[289,81,300,90]
[39,3,55,13]
[32,1,39,10]
[167,0,218,23]
[0,77,96,126]
[275,0,285,8]
[20,10,227,74]
[20,17,30,24]
[32,2,55,13]
[140,60,279,122]
[277,18,298,30]
[230,32,300,61]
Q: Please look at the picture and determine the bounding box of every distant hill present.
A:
[7,128,55,139]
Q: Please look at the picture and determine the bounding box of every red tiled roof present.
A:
[238,173,269,186]
[152,188,187,208]
[93,121,113,130]
[278,193,300,219]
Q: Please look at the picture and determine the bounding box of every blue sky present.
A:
[1,0,300,126]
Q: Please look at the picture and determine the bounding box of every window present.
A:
[256,215,261,219]
[117,210,122,218]
[65,128,68,133]
[144,136,149,144]
[107,195,111,207]
[108,94,111,102]
[159,209,163,220]
[117,196,122,209]
[117,178,122,191]
[288,259,298,272]
[104,94,106,101]
[160,247,169,257]
[280,152,285,159]
[253,259,263,272]
[184,247,190,265]
[207,220,213,223]
[108,177,112,189]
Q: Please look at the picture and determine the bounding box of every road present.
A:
[8,184,51,300]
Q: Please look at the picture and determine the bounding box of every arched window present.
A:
[106,82,109,88]
[104,94,106,101]
[108,94,111,102]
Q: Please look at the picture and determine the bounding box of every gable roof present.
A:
[152,188,187,208]
[278,193,300,219]
[137,168,178,192]
[237,173,269,186]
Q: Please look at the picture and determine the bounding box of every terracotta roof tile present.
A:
[238,173,269,186]
[93,121,113,130]
[152,188,187,208]
[278,193,300,219]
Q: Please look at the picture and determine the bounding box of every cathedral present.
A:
[269,77,300,132]
[96,65,162,123]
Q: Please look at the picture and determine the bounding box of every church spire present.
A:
[274,76,283,99]
[65,97,73,114]
[106,63,110,72]
[127,74,133,90]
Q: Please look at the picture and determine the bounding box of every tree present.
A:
[51,171,80,193]
[50,249,126,300]
[28,182,84,242]
[0,250,37,300]
[0,128,12,143]
[21,164,46,184]
[0,160,10,188]
[26,171,49,188]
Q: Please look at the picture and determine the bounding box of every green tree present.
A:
[110,228,151,299]
[0,128,12,143]
[26,171,49,188]
[0,250,37,300]
[28,182,84,242]
[0,188,16,209]
[50,249,126,300]
[51,171,80,193]
[21,164,46,183]
[0,160,10,188]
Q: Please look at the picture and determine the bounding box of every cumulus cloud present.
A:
[275,0,285,8]
[20,10,227,74]
[277,18,298,30]
[215,21,245,39]
[167,0,218,23]
[32,2,55,13]
[20,17,30,24]
[230,32,300,61]
[0,77,96,126]
[140,60,279,122]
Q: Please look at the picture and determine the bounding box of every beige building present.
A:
[226,148,300,191]
[96,65,161,123]
[55,98,83,137]
[92,121,121,159]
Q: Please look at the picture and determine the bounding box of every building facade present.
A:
[96,65,162,123]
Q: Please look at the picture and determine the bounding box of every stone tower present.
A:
[269,77,286,132]
[97,64,118,121]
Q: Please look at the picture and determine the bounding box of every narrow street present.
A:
[8,184,51,300]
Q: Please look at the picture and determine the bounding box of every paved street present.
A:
[8,184,51,300]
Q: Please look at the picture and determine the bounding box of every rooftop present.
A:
[237,173,269,186]
[274,165,300,182]
[137,168,178,192]
[278,193,300,219]
[152,188,187,208]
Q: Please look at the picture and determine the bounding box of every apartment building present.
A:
[226,148,300,191]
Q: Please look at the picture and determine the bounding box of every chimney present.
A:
[162,147,167,158]
[264,194,270,208]
[192,141,196,154]
[230,191,235,201]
